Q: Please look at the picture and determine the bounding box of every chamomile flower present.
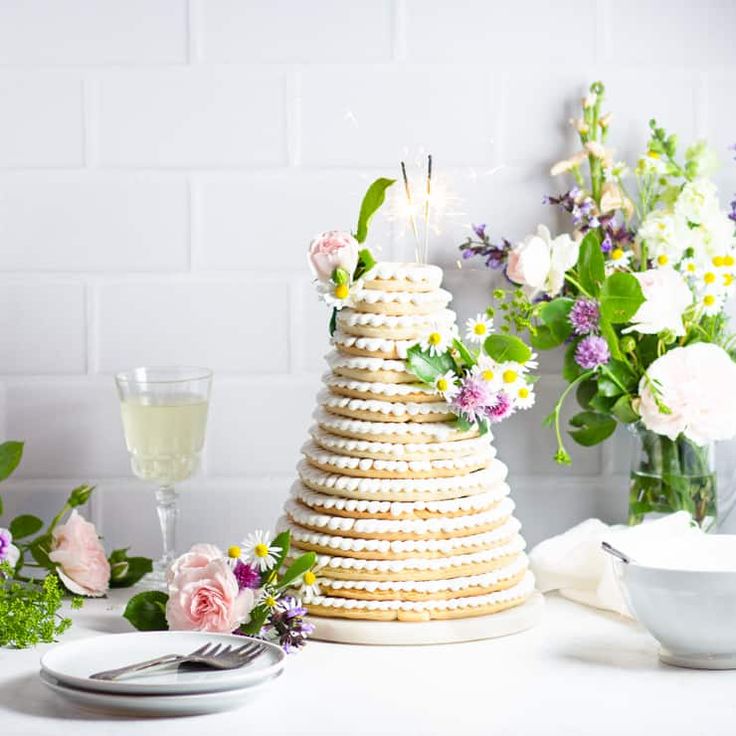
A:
[474,354,502,391]
[680,257,699,280]
[499,363,525,394]
[299,569,321,602]
[240,530,282,572]
[434,370,459,400]
[514,383,536,410]
[260,586,280,609]
[316,279,363,310]
[700,290,724,317]
[419,325,450,357]
[605,247,632,274]
[465,313,494,344]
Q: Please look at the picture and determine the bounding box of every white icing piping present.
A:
[314,408,458,439]
[319,390,450,416]
[324,352,409,373]
[354,287,452,306]
[331,329,414,357]
[337,308,455,329]
[323,373,436,397]
[364,262,444,285]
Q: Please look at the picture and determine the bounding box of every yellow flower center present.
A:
[227,545,241,559]
[704,295,716,307]
[473,323,487,335]
[428,332,442,346]
[482,370,495,382]
[704,271,716,284]
[254,543,269,558]
[518,387,530,399]
[657,254,668,266]
[648,151,660,159]
[725,255,735,267]
[502,370,518,384]
[657,222,666,232]
[611,248,624,261]
[686,262,696,273]
[334,283,349,300]
[265,595,277,608]
[713,256,725,267]
[303,570,316,586]
[436,378,449,392]
[724,273,734,287]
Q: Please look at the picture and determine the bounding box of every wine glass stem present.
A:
[155,484,179,569]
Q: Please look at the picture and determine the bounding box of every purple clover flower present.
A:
[484,391,513,424]
[451,373,496,425]
[569,298,600,336]
[0,529,12,562]
[233,561,261,590]
[575,335,610,370]
[265,595,315,653]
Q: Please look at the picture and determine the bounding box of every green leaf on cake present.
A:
[277,552,316,590]
[355,177,396,244]
[123,591,169,632]
[263,530,291,585]
[328,307,338,336]
[354,248,377,281]
[406,345,454,384]
[0,441,23,482]
[599,272,645,323]
[483,334,532,364]
[451,338,477,369]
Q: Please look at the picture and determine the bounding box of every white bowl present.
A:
[617,535,736,669]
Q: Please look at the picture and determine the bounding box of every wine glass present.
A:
[115,366,212,586]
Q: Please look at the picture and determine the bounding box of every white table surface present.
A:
[2,589,735,736]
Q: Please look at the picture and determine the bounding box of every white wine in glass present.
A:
[116,367,212,586]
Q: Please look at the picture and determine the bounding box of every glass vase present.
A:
[628,423,717,530]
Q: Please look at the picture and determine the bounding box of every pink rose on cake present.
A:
[166,546,256,633]
[308,230,359,282]
[49,510,111,597]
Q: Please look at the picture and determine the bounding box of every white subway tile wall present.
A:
[1,1,735,552]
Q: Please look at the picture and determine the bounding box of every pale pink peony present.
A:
[166,554,256,634]
[308,230,359,282]
[49,510,110,597]
[166,543,223,585]
[638,343,736,445]
[623,268,692,337]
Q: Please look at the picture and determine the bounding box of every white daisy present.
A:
[474,355,502,391]
[240,530,282,572]
[700,290,724,317]
[316,279,364,310]
[465,313,494,344]
[259,586,280,609]
[433,370,459,400]
[498,362,526,394]
[680,257,699,280]
[419,325,450,357]
[605,247,633,274]
[514,383,536,410]
[299,569,321,602]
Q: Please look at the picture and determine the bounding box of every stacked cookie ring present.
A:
[280,262,534,621]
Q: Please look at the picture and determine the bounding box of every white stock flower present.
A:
[622,268,693,337]
[674,179,720,226]
[506,225,580,297]
[638,343,736,445]
[637,209,688,266]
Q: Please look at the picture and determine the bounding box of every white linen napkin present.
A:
[529,512,701,617]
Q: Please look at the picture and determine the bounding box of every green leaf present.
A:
[277,552,316,590]
[483,334,532,364]
[451,338,477,369]
[589,394,617,413]
[599,318,623,360]
[355,177,396,244]
[67,484,95,508]
[597,375,624,398]
[29,533,54,570]
[454,416,474,432]
[260,530,291,586]
[9,514,43,540]
[477,419,490,437]
[576,379,597,410]
[530,325,562,350]
[604,359,638,392]
[599,272,645,324]
[328,307,337,336]
[612,395,639,424]
[331,267,350,285]
[577,231,605,296]
[354,248,376,281]
[568,411,617,446]
[239,604,270,636]
[108,548,154,588]
[562,340,582,381]
[540,298,574,342]
[406,344,454,384]
[123,591,169,631]
[0,441,23,482]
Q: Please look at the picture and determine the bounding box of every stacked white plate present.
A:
[40,631,286,716]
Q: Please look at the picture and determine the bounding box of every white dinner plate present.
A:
[40,670,282,717]
[40,631,285,695]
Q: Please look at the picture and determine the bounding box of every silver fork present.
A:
[89,641,265,681]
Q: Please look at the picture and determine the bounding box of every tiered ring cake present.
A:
[280,262,534,621]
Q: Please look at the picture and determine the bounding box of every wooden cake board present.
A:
[309,590,544,645]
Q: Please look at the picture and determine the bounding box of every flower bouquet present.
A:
[124,531,317,652]
[462,81,736,528]
[0,440,151,647]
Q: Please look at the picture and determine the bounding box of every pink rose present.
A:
[166,556,255,633]
[49,510,110,597]
[166,543,223,585]
[308,230,359,282]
